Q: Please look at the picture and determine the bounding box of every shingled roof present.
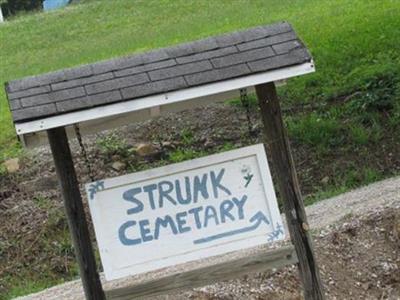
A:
[5,21,312,123]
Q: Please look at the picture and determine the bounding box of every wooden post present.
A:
[255,82,325,299]
[47,127,105,300]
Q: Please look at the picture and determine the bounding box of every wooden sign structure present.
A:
[5,22,324,299]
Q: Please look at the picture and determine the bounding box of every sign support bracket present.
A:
[47,126,105,300]
[255,82,325,299]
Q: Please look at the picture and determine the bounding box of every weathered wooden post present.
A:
[47,127,105,300]
[255,82,325,299]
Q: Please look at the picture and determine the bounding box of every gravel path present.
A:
[16,176,400,300]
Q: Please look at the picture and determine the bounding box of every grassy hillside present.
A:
[0,0,399,161]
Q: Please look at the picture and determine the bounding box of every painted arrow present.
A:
[193,211,270,244]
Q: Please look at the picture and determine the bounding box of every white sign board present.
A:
[86,144,285,281]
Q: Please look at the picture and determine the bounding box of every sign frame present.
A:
[86,144,285,281]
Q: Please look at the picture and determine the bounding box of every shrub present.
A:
[1,0,43,18]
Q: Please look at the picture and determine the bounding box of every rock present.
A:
[136,143,158,157]
[3,158,20,173]
[204,139,215,149]
[111,161,126,171]
[321,176,330,185]
[111,154,121,161]
[20,176,58,193]
[161,141,175,149]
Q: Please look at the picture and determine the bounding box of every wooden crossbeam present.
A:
[106,245,297,300]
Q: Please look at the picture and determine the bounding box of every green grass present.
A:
[0,0,399,161]
[304,167,387,206]
[286,112,343,148]
[169,148,207,163]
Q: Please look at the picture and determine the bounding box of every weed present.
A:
[168,148,207,163]
[47,207,66,229]
[96,133,130,156]
[4,279,55,300]
[305,167,384,205]
[33,196,52,210]
[286,113,342,148]
[227,94,258,107]
[180,128,195,146]
[342,167,383,189]
[219,142,236,151]
[388,100,400,128]
[349,124,369,145]
[0,164,6,175]
[305,185,348,206]
[363,168,381,184]
[369,122,383,143]
[346,66,399,114]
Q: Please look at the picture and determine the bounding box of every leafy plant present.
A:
[96,133,130,156]
[168,148,206,163]
[349,124,369,145]
[286,112,342,147]
[33,196,52,210]
[180,128,195,146]
[219,142,235,151]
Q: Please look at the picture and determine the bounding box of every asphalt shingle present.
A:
[56,91,122,112]
[5,21,312,123]
[211,47,275,68]
[148,61,213,81]
[85,73,149,95]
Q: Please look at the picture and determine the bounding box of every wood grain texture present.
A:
[255,82,325,299]
[47,127,105,300]
[106,246,297,300]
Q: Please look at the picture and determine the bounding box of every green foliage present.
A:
[96,133,130,156]
[179,128,195,146]
[304,185,348,206]
[343,167,383,188]
[168,148,207,163]
[346,66,399,114]
[0,141,23,163]
[4,278,55,300]
[305,167,384,206]
[227,94,258,107]
[286,112,342,148]
[349,124,369,145]
[388,100,400,128]
[33,196,52,209]
[219,142,236,151]
[0,163,6,175]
